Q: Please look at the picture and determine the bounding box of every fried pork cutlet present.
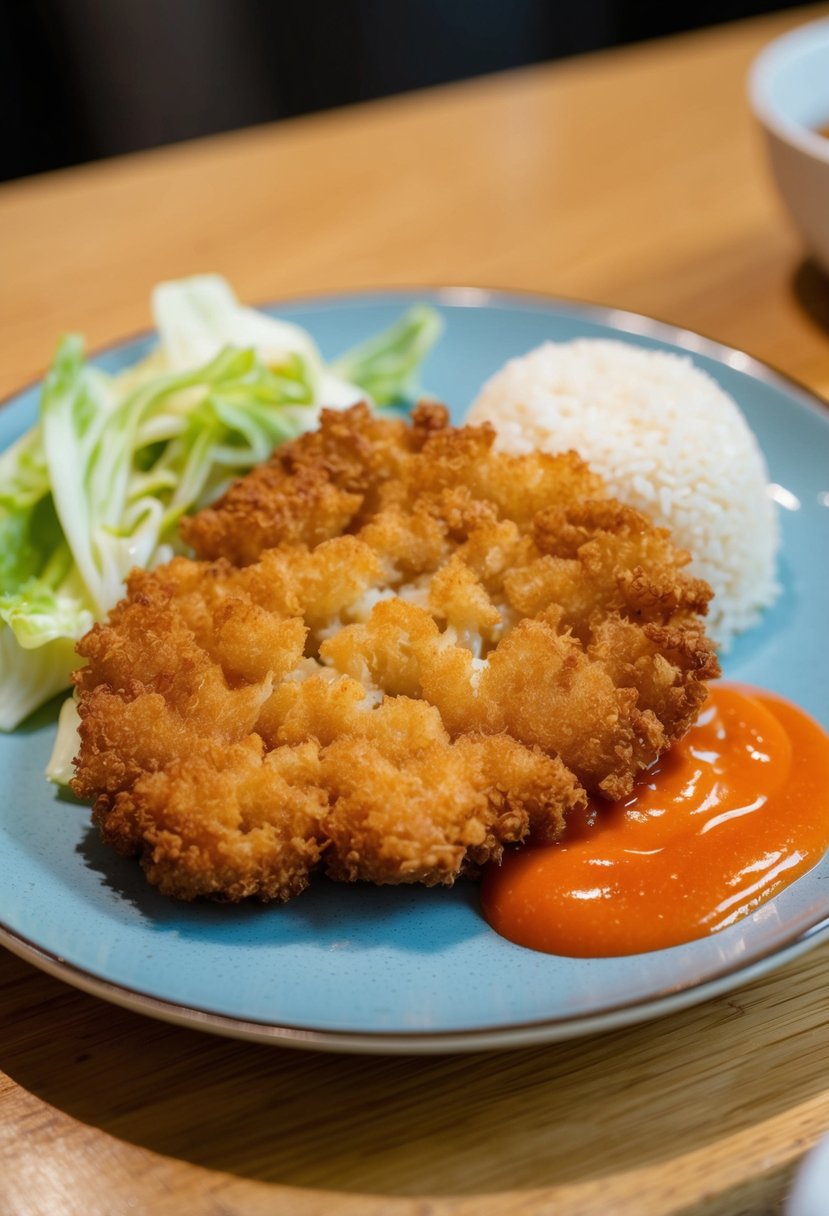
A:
[72,403,719,902]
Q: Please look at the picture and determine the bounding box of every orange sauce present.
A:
[481,684,829,957]
[818,124,829,140]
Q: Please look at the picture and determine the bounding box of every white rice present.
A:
[467,339,779,650]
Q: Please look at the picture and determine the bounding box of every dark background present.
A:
[0,0,808,183]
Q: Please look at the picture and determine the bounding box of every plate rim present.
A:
[3,284,829,1054]
[4,283,828,423]
[3,913,829,1055]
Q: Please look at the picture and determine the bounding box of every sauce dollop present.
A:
[481,684,829,957]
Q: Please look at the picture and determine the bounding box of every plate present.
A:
[2,288,829,1055]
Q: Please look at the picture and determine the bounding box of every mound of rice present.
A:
[467,339,779,650]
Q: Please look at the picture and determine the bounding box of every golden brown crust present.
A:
[73,402,719,902]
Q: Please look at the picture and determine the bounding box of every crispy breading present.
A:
[73,403,719,902]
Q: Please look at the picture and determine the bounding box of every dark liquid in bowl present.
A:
[819,124,829,139]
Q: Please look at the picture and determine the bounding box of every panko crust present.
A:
[73,402,719,902]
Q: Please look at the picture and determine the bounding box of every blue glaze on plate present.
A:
[1,290,828,1051]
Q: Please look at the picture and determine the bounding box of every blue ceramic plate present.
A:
[2,289,829,1054]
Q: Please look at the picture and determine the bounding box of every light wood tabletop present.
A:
[2,7,829,1214]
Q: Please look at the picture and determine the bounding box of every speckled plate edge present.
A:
[3,913,829,1055]
[2,285,829,1055]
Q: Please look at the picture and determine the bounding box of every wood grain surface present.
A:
[2,7,829,1214]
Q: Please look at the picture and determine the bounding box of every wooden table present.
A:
[2,8,829,1213]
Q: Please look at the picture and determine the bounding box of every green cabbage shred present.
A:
[0,275,442,732]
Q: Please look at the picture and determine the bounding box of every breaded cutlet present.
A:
[72,403,719,902]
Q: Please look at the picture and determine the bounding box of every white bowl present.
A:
[749,18,829,274]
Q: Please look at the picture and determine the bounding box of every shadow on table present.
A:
[791,257,829,338]
[1,943,828,1200]
[677,1168,794,1216]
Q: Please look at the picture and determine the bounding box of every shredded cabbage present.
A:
[0,275,442,730]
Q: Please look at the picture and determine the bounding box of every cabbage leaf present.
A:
[0,275,442,731]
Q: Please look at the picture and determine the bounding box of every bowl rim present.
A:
[748,15,829,165]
